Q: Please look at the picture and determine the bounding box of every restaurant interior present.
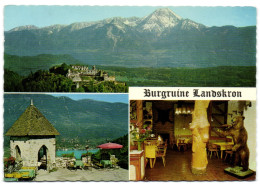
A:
[129,100,256,181]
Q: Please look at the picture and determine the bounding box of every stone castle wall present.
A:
[10,137,56,170]
[71,65,99,76]
[67,65,116,83]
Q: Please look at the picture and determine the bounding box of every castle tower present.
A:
[5,100,60,170]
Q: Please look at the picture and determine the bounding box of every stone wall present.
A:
[82,70,99,76]
[72,65,89,71]
[72,65,99,76]
[55,156,92,168]
[68,65,117,83]
[55,157,76,168]
[10,137,56,170]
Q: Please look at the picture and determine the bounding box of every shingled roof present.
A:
[5,101,60,136]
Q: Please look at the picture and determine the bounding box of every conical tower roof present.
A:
[6,100,60,136]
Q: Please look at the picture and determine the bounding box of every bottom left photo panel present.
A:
[3,93,129,181]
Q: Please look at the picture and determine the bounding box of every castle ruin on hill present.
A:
[66,65,115,88]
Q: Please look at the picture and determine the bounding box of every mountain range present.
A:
[4,8,256,67]
[4,94,128,148]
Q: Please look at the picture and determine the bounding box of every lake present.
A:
[56,149,99,160]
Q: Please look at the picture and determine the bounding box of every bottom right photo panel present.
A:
[129,100,256,181]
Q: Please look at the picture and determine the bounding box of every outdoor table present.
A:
[18,169,36,178]
[100,160,112,168]
[75,160,84,168]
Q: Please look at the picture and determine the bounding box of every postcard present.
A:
[1,0,258,182]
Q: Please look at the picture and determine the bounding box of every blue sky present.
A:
[50,93,128,104]
[4,6,256,31]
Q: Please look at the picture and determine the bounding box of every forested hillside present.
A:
[4,94,128,149]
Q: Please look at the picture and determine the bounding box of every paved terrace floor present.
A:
[144,148,256,181]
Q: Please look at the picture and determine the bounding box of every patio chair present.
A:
[100,153,112,168]
[66,160,76,170]
[110,155,119,168]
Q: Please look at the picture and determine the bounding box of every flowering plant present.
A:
[131,124,152,142]
[4,156,16,169]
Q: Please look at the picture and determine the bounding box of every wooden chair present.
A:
[170,138,176,149]
[207,143,219,159]
[156,143,167,167]
[145,144,157,168]
[144,140,157,145]
[224,145,234,161]
[178,139,187,151]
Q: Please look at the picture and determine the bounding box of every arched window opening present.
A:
[15,145,21,160]
[38,145,48,170]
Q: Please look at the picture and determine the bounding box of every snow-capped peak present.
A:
[152,8,182,20]
[138,8,182,32]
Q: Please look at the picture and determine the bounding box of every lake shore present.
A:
[34,167,129,181]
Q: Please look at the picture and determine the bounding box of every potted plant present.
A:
[131,124,152,151]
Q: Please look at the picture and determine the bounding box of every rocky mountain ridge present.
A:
[5,8,256,67]
[7,8,202,33]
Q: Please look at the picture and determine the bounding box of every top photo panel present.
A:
[4,6,256,92]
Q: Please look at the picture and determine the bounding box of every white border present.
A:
[129,87,257,101]
[0,0,259,6]
[0,1,259,184]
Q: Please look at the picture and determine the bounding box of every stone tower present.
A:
[5,100,60,170]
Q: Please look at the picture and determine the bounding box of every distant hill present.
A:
[99,65,256,87]
[4,53,83,76]
[4,94,128,149]
[4,8,256,68]
[4,54,256,88]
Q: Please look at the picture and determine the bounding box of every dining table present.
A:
[176,138,190,147]
[176,138,190,151]
[213,142,234,159]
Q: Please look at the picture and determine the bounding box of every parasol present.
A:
[97,142,123,149]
